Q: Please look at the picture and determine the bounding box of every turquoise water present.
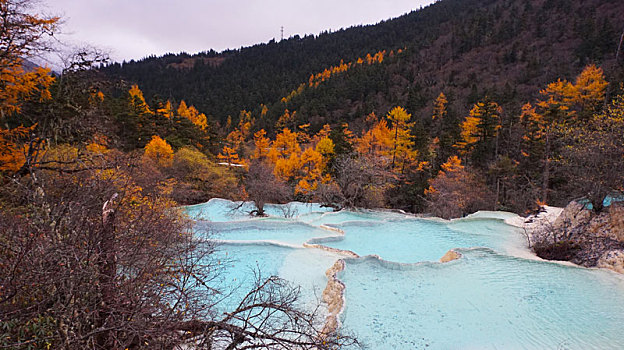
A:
[318,217,526,263]
[195,220,337,246]
[185,198,333,222]
[212,243,340,312]
[186,199,624,349]
[340,249,624,349]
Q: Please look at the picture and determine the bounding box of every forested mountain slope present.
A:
[101,0,624,133]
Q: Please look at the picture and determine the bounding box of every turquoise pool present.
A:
[186,199,624,349]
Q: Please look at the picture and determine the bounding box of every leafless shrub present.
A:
[1,154,356,349]
[245,160,291,216]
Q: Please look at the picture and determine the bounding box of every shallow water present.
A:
[340,249,624,349]
[186,199,624,349]
[319,217,526,263]
[212,243,340,312]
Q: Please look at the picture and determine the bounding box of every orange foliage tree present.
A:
[0,124,35,173]
[356,115,393,160]
[386,106,417,173]
[251,129,271,161]
[455,98,502,167]
[144,135,173,167]
[432,92,448,121]
[527,64,608,202]
[128,84,152,115]
[177,100,207,130]
[217,146,242,166]
[156,100,174,119]
[0,0,58,174]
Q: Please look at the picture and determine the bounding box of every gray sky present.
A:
[41,0,435,64]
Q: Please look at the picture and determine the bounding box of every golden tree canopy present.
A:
[144,135,173,167]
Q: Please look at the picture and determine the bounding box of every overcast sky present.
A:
[40,0,435,64]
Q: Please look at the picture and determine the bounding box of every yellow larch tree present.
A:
[537,64,608,122]
[455,114,480,156]
[0,0,58,117]
[268,128,301,163]
[177,100,207,130]
[455,99,501,166]
[128,84,152,115]
[252,129,271,161]
[217,146,242,166]
[0,125,35,173]
[276,109,297,130]
[144,135,173,167]
[315,136,334,160]
[432,92,448,121]
[269,128,302,183]
[357,118,393,160]
[274,152,300,183]
[386,106,417,172]
[156,100,174,119]
[530,65,607,203]
[295,147,325,195]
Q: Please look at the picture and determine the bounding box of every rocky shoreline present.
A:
[505,203,624,274]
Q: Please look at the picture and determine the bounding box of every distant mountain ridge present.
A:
[100,0,624,132]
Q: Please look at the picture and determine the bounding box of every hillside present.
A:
[101,0,624,133]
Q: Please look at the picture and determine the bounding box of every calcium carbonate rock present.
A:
[597,250,624,274]
[554,201,592,232]
[607,205,624,242]
[440,250,460,263]
[321,260,346,337]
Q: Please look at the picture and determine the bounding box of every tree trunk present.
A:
[495,177,500,211]
[96,193,118,349]
[391,126,399,169]
[542,133,550,204]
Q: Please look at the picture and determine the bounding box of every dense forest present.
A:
[1,0,624,348]
[102,0,623,130]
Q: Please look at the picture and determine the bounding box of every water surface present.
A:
[186,199,624,350]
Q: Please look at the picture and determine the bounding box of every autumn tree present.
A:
[0,0,57,174]
[432,92,448,121]
[169,146,239,204]
[456,97,502,168]
[525,64,608,203]
[268,128,301,183]
[387,106,417,172]
[128,84,152,115]
[217,145,242,166]
[0,0,57,117]
[155,100,174,119]
[559,93,624,213]
[315,135,335,167]
[251,129,270,160]
[537,64,608,122]
[357,117,393,160]
[425,156,494,219]
[144,135,173,167]
[177,100,207,130]
[295,147,325,196]
[275,109,297,130]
